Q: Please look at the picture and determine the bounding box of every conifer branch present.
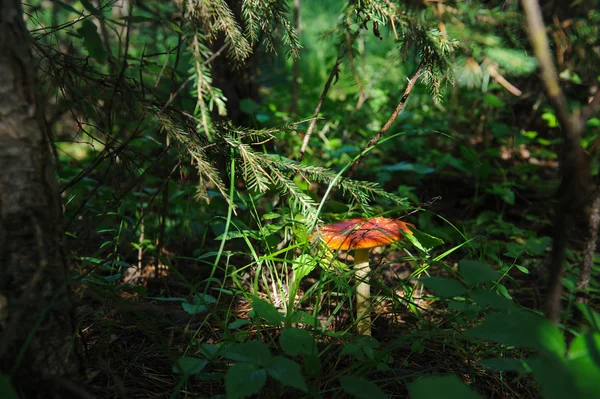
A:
[344,60,424,180]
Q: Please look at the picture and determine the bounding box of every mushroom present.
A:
[315,217,413,335]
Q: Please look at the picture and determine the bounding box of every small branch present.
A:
[486,62,522,96]
[522,0,594,324]
[291,0,300,115]
[521,0,578,140]
[297,29,361,162]
[344,61,424,180]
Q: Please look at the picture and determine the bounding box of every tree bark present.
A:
[0,1,82,397]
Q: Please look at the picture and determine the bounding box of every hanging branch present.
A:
[344,61,424,180]
[521,0,600,322]
[291,0,301,115]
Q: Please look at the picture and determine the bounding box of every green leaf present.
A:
[77,20,107,62]
[262,212,280,220]
[496,284,512,300]
[0,375,18,399]
[405,229,444,253]
[576,303,600,333]
[173,357,208,376]
[182,294,216,315]
[467,311,565,355]
[515,265,529,274]
[528,354,581,399]
[200,344,219,360]
[293,254,317,283]
[568,333,600,398]
[459,260,501,286]
[340,376,388,399]
[228,319,251,330]
[290,310,319,326]
[251,296,284,325]
[80,0,99,15]
[225,363,267,399]
[469,290,515,310]
[484,94,504,108]
[408,374,482,399]
[280,328,315,356]
[267,356,308,392]
[304,353,322,377]
[340,335,380,361]
[220,341,271,367]
[525,236,551,255]
[420,277,467,297]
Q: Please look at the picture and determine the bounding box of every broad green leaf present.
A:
[459,259,501,286]
[304,353,322,377]
[469,289,515,310]
[262,212,280,220]
[80,0,99,15]
[293,254,317,282]
[528,354,581,399]
[172,357,208,375]
[408,374,482,399]
[200,344,219,360]
[77,20,107,62]
[290,310,319,326]
[182,294,216,315]
[420,277,467,297]
[280,328,315,356]
[467,311,565,355]
[251,296,284,325]
[568,333,600,398]
[484,94,504,108]
[405,229,443,253]
[220,341,271,367]
[267,356,308,392]
[525,236,551,255]
[228,319,251,330]
[576,303,600,333]
[340,376,388,399]
[0,375,18,399]
[340,335,380,361]
[225,363,267,399]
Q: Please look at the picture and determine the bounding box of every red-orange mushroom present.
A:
[314,217,413,335]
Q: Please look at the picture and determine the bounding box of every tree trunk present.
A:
[0,1,82,397]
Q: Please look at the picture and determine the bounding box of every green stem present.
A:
[354,248,371,336]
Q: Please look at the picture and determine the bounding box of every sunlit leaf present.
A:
[467,311,565,355]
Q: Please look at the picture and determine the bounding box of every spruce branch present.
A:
[344,60,424,180]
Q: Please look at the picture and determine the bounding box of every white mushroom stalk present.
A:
[313,217,414,336]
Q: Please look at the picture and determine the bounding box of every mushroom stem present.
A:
[354,248,371,336]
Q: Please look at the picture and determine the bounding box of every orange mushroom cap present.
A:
[314,217,414,251]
